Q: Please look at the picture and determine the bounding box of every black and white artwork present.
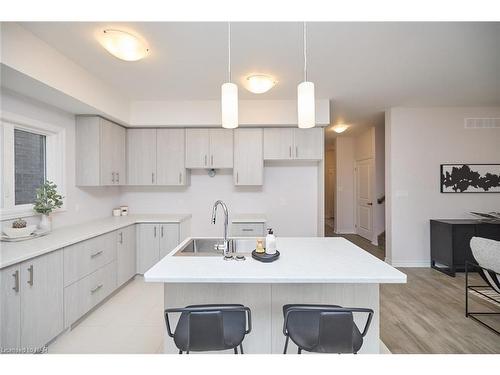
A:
[441,164,500,193]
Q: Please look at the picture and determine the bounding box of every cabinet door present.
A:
[20,250,63,350]
[263,128,294,160]
[117,225,137,286]
[0,264,21,351]
[99,119,115,185]
[293,128,323,160]
[185,129,210,168]
[127,129,157,185]
[234,129,263,186]
[114,123,127,185]
[159,224,180,259]
[157,129,187,185]
[209,129,233,168]
[136,224,160,274]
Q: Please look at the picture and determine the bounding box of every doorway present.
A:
[324,149,336,236]
[355,158,373,241]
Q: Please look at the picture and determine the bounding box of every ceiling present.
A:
[19,22,500,138]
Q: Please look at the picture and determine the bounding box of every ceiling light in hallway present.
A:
[297,22,315,129]
[98,29,149,61]
[332,124,349,133]
[245,74,277,94]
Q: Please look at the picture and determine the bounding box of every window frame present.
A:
[1,111,66,220]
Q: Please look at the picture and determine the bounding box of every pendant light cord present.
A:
[303,21,307,82]
[228,22,231,83]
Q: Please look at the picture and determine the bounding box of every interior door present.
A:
[127,129,157,185]
[355,159,373,241]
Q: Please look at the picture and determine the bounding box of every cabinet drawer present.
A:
[231,223,265,237]
[64,232,117,286]
[64,261,117,327]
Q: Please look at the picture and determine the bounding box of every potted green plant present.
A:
[33,180,64,231]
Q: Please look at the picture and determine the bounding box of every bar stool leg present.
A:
[298,348,302,354]
[179,350,182,354]
[234,347,238,354]
[239,344,244,354]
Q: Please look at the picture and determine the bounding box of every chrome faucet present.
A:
[211,200,232,259]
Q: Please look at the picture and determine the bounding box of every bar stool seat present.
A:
[165,304,252,354]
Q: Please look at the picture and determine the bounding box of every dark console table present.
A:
[430,219,500,276]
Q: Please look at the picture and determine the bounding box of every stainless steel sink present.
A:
[173,238,263,257]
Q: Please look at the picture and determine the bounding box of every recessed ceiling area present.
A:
[19,21,500,136]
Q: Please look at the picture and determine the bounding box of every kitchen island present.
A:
[144,237,406,354]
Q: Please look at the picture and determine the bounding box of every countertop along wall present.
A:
[386,107,500,267]
[120,164,319,237]
[0,90,121,230]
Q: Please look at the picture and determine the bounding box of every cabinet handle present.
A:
[90,284,103,294]
[295,146,298,158]
[112,172,115,183]
[289,146,292,158]
[204,155,207,166]
[236,172,239,184]
[90,250,103,258]
[152,173,155,184]
[12,270,19,292]
[241,228,254,232]
[211,155,214,166]
[119,232,123,244]
[179,172,182,184]
[27,265,34,286]
[161,225,164,238]
[117,172,120,183]
[154,226,157,238]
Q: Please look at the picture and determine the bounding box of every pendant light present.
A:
[221,22,238,129]
[297,22,315,129]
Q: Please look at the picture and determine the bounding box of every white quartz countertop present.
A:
[144,237,407,284]
[0,214,191,269]
[231,214,267,223]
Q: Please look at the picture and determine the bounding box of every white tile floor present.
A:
[48,276,166,354]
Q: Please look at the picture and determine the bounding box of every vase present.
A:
[39,214,52,232]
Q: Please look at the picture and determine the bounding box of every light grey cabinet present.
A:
[137,223,181,273]
[76,116,127,186]
[20,250,63,350]
[185,129,233,169]
[0,250,63,352]
[234,129,263,186]
[263,128,323,161]
[156,129,188,185]
[127,129,157,185]
[117,225,136,286]
[0,264,21,351]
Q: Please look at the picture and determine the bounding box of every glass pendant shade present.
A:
[221,82,239,129]
[297,81,315,128]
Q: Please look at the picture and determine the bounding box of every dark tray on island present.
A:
[251,250,280,263]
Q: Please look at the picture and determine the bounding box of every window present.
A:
[14,129,47,205]
[1,113,65,219]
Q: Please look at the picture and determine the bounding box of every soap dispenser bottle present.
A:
[265,228,277,255]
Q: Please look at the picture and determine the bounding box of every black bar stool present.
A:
[282,304,373,354]
[164,304,252,354]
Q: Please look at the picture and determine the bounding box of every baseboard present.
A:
[335,230,356,235]
[387,259,430,267]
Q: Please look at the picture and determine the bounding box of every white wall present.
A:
[120,164,319,237]
[0,90,121,230]
[335,136,355,233]
[386,107,500,267]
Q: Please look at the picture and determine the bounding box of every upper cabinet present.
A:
[263,128,323,161]
[234,129,263,186]
[185,129,233,169]
[127,128,188,186]
[76,116,126,186]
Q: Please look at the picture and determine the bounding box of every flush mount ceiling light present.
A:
[99,29,149,61]
[297,22,315,129]
[332,124,350,133]
[221,22,238,129]
[245,74,277,94]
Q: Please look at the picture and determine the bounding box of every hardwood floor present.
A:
[325,225,500,354]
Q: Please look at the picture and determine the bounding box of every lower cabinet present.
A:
[137,223,180,274]
[117,225,137,286]
[0,250,63,352]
